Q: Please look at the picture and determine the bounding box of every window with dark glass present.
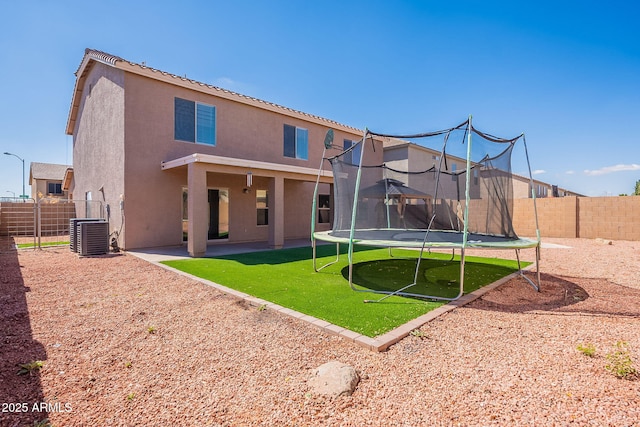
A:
[48,182,62,195]
[343,139,361,166]
[256,190,268,226]
[318,194,331,224]
[283,124,308,160]
[174,97,216,145]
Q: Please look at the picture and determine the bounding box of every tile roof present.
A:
[30,162,72,181]
[67,48,361,135]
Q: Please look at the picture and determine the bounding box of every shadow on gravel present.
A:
[0,243,49,426]
[472,272,640,318]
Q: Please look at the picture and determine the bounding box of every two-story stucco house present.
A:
[29,162,72,200]
[66,49,382,256]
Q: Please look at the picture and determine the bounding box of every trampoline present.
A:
[311,116,541,302]
[314,229,539,249]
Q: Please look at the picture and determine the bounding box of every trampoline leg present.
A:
[313,241,340,272]
[535,244,541,291]
[515,248,540,292]
[364,280,419,303]
[312,238,317,271]
[457,248,465,299]
[349,254,354,288]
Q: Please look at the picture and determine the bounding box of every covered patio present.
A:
[161,153,333,257]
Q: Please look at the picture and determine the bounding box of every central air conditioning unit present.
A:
[77,221,109,256]
[69,218,104,253]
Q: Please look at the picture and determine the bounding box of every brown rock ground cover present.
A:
[1,237,639,426]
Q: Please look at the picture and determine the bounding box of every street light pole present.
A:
[3,152,25,198]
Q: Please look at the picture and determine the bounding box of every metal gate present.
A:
[0,198,104,251]
[36,198,105,249]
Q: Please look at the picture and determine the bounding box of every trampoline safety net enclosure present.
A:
[311,116,541,302]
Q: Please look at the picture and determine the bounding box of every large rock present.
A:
[595,238,613,245]
[308,361,360,397]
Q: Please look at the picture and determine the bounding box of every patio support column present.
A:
[187,162,208,257]
[268,175,284,249]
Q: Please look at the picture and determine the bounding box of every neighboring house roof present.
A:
[383,139,585,197]
[29,162,72,183]
[66,48,362,136]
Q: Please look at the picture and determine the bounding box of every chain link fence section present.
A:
[36,198,105,249]
[0,198,36,252]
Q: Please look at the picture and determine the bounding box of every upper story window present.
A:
[47,182,63,195]
[174,98,216,145]
[343,139,361,166]
[536,184,548,198]
[283,124,308,160]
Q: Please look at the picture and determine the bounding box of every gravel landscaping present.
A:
[1,237,639,426]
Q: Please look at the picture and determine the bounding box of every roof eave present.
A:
[62,168,74,191]
[66,48,364,137]
[66,57,97,134]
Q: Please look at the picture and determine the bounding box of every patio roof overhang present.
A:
[163,153,333,257]
[161,153,333,183]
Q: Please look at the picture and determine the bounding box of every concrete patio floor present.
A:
[127,238,314,263]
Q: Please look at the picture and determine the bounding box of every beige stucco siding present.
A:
[71,62,125,234]
[118,72,360,249]
[122,72,183,248]
[122,71,350,168]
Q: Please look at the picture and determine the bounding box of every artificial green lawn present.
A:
[17,241,69,249]
[163,245,528,337]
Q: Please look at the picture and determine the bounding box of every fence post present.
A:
[36,199,41,249]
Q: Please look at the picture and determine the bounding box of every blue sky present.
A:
[1,0,639,197]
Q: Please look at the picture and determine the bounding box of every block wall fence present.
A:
[2,197,639,241]
[513,196,640,241]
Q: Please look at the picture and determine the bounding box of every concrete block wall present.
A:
[0,202,36,236]
[3,197,639,241]
[577,196,640,241]
[514,196,578,238]
[514,196,640,241]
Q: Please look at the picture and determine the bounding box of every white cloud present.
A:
[583,164,640,176]
[565,170,575,175]
[531,169,546,175]
[213,77,237,88]
[211,77,256,98]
